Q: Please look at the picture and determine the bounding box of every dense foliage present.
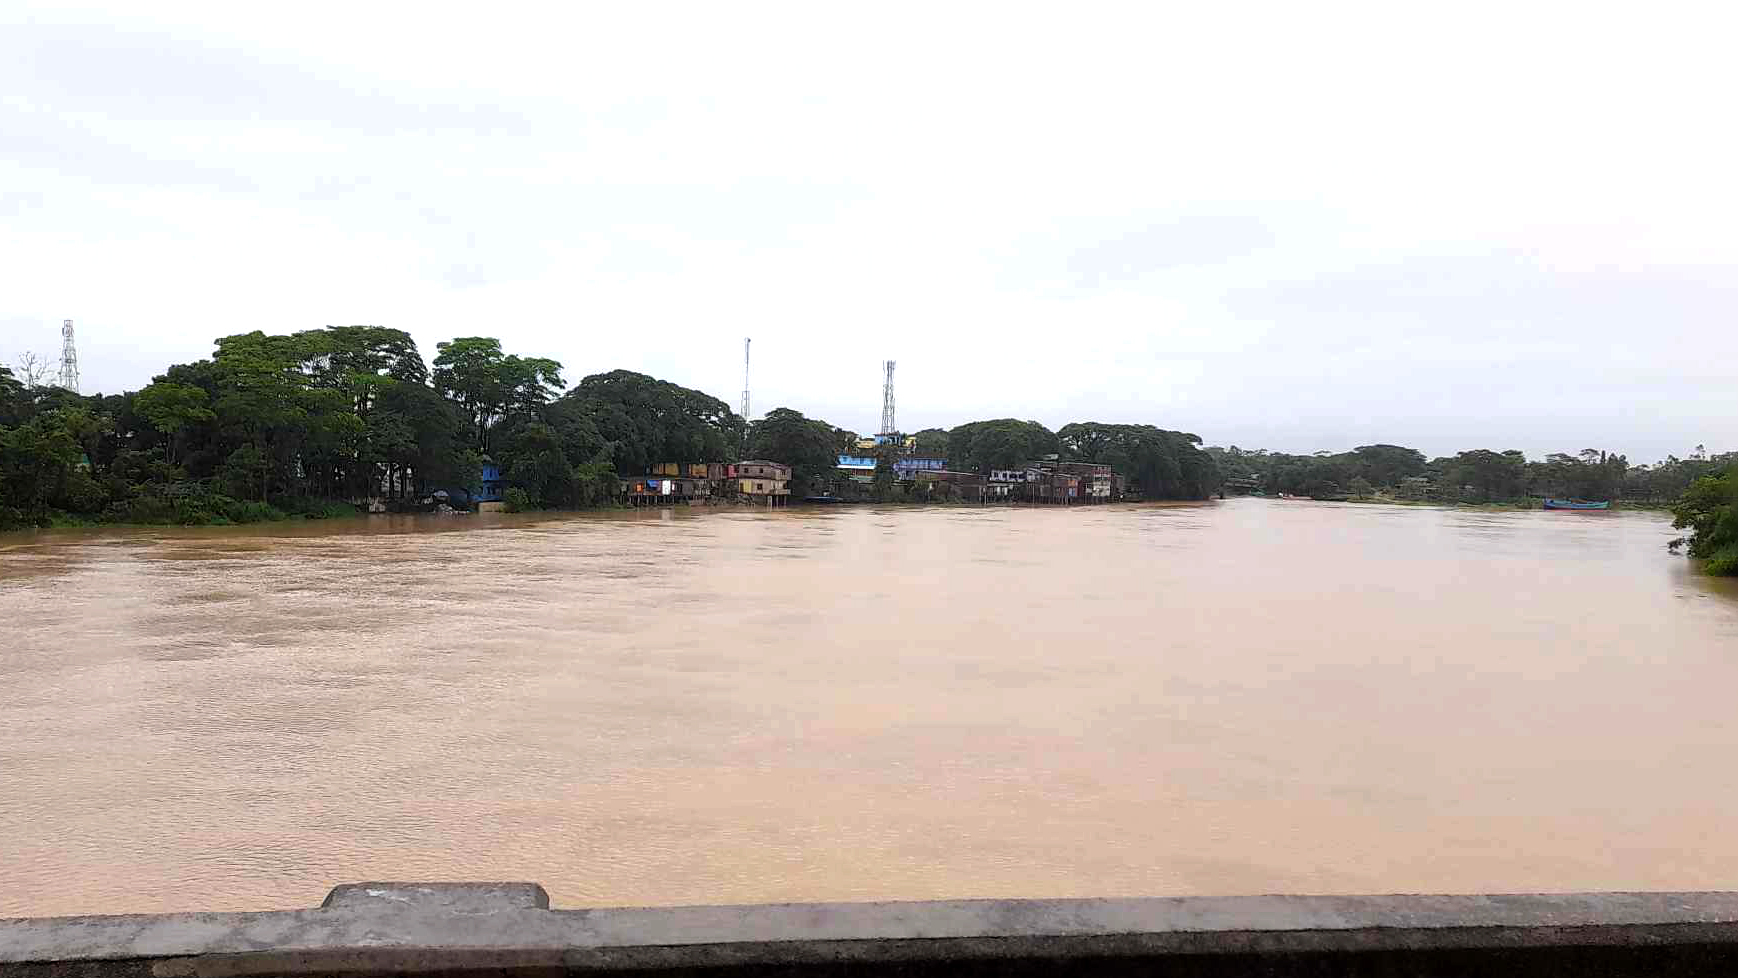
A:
[1,326,484,528]
[431,336,562,455]
[1672,466,1737,576]
[1057,423,1219,500]
[746,408,848,497]
[1208,443,1735,505]
[0,328,751,528]
[947,420,1060,473]
[5,332,1726,525]
[557,370,743,476]
[909,428,950,457]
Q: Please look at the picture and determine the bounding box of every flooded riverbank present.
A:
[2,500,1735,917]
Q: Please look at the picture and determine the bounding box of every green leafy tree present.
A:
[432,337,563,453]
[1441,449,1527,502]
[1526,449,1627,501]
[0,326,603,523]
[1350,444,1427,488]
[501,422,573,508]
[378,379,473,498]
[211,331,317,501]
[1672,467,1738,575]
[0,412,84,524]
[0,365,26,426]
[1624,451,1736,502]
[950,419,1060,473]
[557,369,739,474]
[134,382,215,466]
[747,408,840,496]
[1057,422,1217,500]
[312,326,429,390]
[216,443,269,502]
[910,427,950,458]
[872,443,898,502]
[571,459,618,508]
[502,487,536,513]
[529,396,607,470]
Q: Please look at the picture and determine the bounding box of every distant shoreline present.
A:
[3,497,1234,539]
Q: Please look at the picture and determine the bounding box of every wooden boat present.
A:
[1543,499,1610,510]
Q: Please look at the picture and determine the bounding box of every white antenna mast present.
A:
[880,360,896,436]
[741,337,751,421]
[59,319,79,393]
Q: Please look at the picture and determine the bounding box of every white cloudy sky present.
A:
[3,1,1733,461]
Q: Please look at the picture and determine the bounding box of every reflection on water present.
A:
[1,501,1735,917]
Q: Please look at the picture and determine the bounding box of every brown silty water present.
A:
[2,500,1735,917]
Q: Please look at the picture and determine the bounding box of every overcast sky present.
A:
[3,2,1733,461]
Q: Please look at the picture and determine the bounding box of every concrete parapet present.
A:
[8,885,1738,975]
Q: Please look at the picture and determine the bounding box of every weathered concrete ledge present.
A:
[9,884,1738,976]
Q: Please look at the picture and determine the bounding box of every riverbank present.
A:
[4,496,1203,538]
[1241,495,1546,511]
[7,489,1670,536]
[7,492,1637,534]
[1341,497,1542,511]
[1335,496,1670,512]
[12,498,363,531]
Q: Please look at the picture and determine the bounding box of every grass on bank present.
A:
[9,493,362,531]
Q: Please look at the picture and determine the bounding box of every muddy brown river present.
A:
[2,500,1735,917]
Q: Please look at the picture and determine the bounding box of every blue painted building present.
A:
[836,454,949,482]
[478,462,505,503]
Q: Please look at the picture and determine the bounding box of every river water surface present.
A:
[3,500,1736,917]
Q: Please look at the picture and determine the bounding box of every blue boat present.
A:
[1544,499,1610,510]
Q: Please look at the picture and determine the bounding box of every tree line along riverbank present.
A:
[0,327,1214,532]
[2,326,1732,575]
[1208,444,1732,573]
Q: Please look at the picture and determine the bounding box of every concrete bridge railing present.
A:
[8,884,1738,976]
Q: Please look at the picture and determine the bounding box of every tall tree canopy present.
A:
[1211,439,1687,503]
[1437,449,1528,502]
[133,382,214,465]
[0,326,550,527]
[555,370,742,475]
[1350,444,1428,487]
[1058,422,1218,500]
[3,324,1727,527]
[909,427,950,457]
[432,337,563,453]
[747,408,839,496]
[1672,466,1737,576]
[949,419,1060,473]
[0,365,27,426]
